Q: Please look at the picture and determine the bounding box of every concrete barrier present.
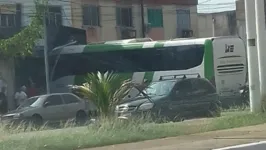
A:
[213,141,266,150]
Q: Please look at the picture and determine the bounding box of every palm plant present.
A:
[71,71,133,116]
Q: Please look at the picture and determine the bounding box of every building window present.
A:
[116,7,133,27]
[176,9,191,37]
[45,6,62,26]
[147,8,163,27]
[0,14,15,27]
[82,5,100,26]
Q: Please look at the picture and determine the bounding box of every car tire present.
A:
[208,103,221,117]
[76,110,87,125]
[31,114,43,127]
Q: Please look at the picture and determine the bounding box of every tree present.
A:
[71,72,133,117]
[0,0,45,58]
[0,0,46,110]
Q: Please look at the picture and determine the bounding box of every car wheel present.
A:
[208,103,221,117]
[31,114,43,127]
[76,110,87,125]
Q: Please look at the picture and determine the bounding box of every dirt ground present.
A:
[84,123,266,150]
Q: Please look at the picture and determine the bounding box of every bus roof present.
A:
[54,36,239,55]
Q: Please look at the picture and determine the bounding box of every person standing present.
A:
[28,83,37,97]
[14,86,27,107]
[0,87,7,114]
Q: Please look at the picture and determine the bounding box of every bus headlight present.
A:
[138,103,154,111]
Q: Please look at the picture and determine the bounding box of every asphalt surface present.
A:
[84,123,266,150]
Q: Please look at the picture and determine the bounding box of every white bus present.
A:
[49,36,247,105]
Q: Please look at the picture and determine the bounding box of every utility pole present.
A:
[212,17,215,37]
[255,0,266,111]
[43,12,50,94]
[140,0,145,38]
[245,0,261,112]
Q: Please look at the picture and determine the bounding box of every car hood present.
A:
[119,95,166,106]
[3,107,34,116]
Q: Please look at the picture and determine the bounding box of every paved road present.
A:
[84,124,266,150]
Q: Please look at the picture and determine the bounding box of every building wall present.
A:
[197,13,213,37]
[71,0,198,42]
[0,2,23,110]
[0,3,22,39]
[0,1,72,110]
[197,10,237,38]
[18,0,72,27]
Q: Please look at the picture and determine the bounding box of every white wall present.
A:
[197,12,234,38]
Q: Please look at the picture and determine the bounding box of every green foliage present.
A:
[72,72,133,116]
[0,0,46,58]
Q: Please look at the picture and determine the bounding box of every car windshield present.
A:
[144,80,176,96]
[17,96,41,109]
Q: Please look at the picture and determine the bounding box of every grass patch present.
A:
[1,111,266,150]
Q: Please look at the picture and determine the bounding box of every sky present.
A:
[198,0,236,13]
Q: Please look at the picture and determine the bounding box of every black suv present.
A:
[115,74,221,122]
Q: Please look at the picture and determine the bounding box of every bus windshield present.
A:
[50,44,205,81]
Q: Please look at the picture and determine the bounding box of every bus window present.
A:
[51,44,205,81]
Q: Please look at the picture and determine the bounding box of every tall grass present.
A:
[0,111,266,150]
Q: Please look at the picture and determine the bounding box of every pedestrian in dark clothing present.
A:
[0,87,7,114]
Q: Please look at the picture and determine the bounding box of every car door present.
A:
[41,95,66,122]
[192,79,219,111]
[175,79,202,117]
[167,79,193,119]
[61,93,81,119]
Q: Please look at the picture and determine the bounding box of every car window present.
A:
[198,79,216,93]
[45,95,64,106]
[174,79,194,98]
[191,79,216,94]
[144,80,176,96]
[62,94,80,104]
[176,80,192,91]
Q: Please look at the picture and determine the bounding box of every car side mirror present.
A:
[43,102,50,107]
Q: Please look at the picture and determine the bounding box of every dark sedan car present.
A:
[115,74,221,122]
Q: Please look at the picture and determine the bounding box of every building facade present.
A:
[0,0,72,110]
[0,3,22,39]
[71,0,198,42]
[197,10,237,38]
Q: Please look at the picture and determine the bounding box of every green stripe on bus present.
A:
[204,39,214,80]
[144,72,154,82]
[154,42,164,48]
[84,44,144,52]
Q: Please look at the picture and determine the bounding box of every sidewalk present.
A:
[83,124,266,150]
